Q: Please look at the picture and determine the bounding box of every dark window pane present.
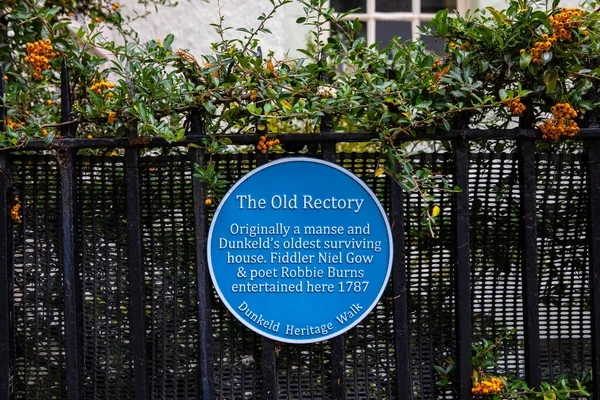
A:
[420,21,445,54]
[375,21,412,48]
[421,0,457,13]
[376,0,411,12]
[330,0,366,13]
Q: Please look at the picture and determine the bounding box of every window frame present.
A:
[336,0,471,45]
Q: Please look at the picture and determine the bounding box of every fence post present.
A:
[453,137,472,400]
[57,59,83,400]
[0,151,11,400]
[253,103,279,400]
[585,73,600,398]
[518,137,541,388]
[588,140,600,398]
[0,64,14,400]
[390,171,413,399]
[188,109,215,399]
[386,51,413,399]
[124,128,149,400]
[318,52,346,400]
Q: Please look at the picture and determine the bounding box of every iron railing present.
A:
[1,61,600,399]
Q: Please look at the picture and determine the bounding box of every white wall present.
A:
[470,0,583,11]
[108,0,586,58]
[108,0,312,58]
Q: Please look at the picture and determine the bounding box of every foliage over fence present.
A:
[2,0,600,220]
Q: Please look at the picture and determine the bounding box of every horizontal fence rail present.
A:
[8,127,600,150]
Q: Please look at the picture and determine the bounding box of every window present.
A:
[330,0,470,51]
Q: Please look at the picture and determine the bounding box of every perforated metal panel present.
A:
[77,157,132,399]
[11,156,65,399]
[469,153,524,377]
[536,153,591,380]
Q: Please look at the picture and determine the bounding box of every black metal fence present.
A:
[1,63,600,400]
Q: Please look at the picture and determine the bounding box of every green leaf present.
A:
[543,70,558,93]
[163,33,174,49]
[442,119,451,131]
[433,365,447,375]
[499,89,508,101]
[486,7,506,26]
[520,52,532,69]
[202,100,217,115]
[137,103,147,122]
[43,131,55,147]
[542,51,553,65]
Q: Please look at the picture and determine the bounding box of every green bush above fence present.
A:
[2,0,600,227]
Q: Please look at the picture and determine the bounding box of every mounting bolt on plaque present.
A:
[208,157,393,344]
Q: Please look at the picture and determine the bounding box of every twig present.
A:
[23,0,55,40]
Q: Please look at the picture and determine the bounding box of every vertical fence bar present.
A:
[261,323,278,400]
[254,111,278,400]
[253,48,278,399]
[588,140,600,398]
[58,59,82,400]
[385,57,413,399]
[125,130,149,400]
[518,137,541,388]
[189,110,215,399]
[0,64,14,400]
[319,55,345,399]
[0,151,10,400]
[453,138,471,400]
[323,139,345,400]
[585,71,600,398]
[390,174,413,399]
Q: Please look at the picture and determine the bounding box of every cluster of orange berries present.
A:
[90,80,115,96]
[107,111,116,124]
[523,8,586,64]
[6,120,24,130]
[10,198,21,224]
[539,103,580,140]
[24,39,58,80]
[528,33,557,64]
[112,3,120,11]
[504,97,526,115]
[257,136,280,154]
[549,8,585,41]
[472,377,504,396]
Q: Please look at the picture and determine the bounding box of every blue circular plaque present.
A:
[208,157,393,343]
